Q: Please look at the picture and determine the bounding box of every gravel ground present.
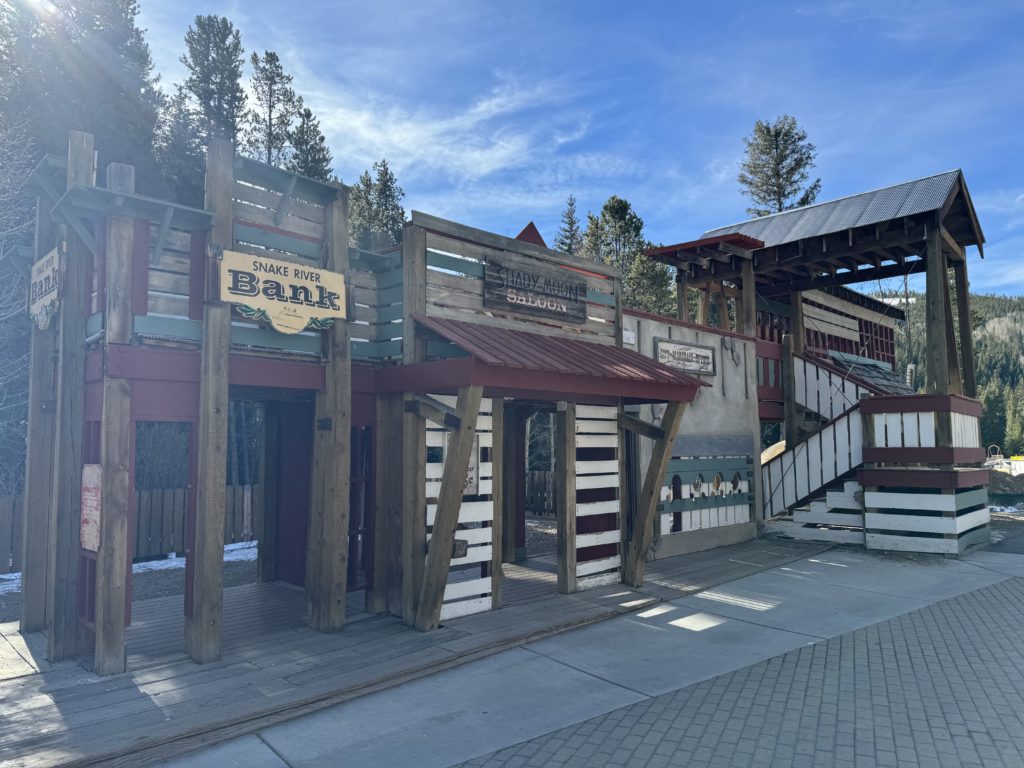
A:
[525,514,557,555]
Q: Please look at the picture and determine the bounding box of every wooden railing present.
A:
[756,340,784,420]
[861,395,984,463]
[762,405,864,518]
[792,354,871,421]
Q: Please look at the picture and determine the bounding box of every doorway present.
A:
[500,403,559,605]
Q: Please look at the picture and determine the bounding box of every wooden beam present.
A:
[715,284,728,329]
[941,262,963,397]
[697,287,710,325]
[924,227,950,395]
[306,189,352,632]
[790,292,805,356]
[185,137,233,664]
[618,413,665,441]
[952,259,977,398]
[368,393,403,615]
[46,130,94,661]
[257,405,278,583]
[21,192,57,634]
[740,258,757,337]
[414,384,483,631]
[940,225,964,262]
[489,398,504,609]
[759,258,928,296]
[500,406,521,565]
[555,403,576,594]
[675,268,687,323]
[405,394,460,429]
[782,334,800,448]
[623,401,685,587]
[94,163,135,676]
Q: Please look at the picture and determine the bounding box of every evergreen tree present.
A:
[554,194,583,258]
[980,375,1007,450]
[3,0,163,191]
[580,211,602,263]
[738,114,821,217]
[348,170,374,249]
[244,51,301,166]
[154,84,204,207]
[1005,388,1024,456]
[287,107,333,181]
[348,160,405,248]
[180,15,246,143]
[371,159,405,246]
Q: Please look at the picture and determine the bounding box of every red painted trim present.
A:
[353,393,375,427]
[759,402,785,421]
[353,367,375,393]
[85,381,103,420]
[230,355,324,390]
[106,345,200,383]
[860,393,982,417]
[131,380,199,421]
[624,307,757,342]
[85,349,103,383]
[188,231,206,321]
[132,219,150,315]
[374,357,700,403]
[862,447,986,464]
[858,468,989,490]
[757,339,783,359]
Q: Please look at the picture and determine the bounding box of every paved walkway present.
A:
[162,548,1024,768]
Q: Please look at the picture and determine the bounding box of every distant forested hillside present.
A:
[884,290,1024,454]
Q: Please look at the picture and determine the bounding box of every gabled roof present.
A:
[702,170,983,251]
[515,221,548,248]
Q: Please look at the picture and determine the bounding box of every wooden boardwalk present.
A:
[0,539,827,768]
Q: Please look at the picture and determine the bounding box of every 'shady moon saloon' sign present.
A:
[29,248,60,330]
[220,250,346,334]
[484,253,588,324]
[655,338,716,376]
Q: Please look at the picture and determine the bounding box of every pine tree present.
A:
[154,85,204,207]
[286,107,333,181]
[180,15,246,143]
[348,170,374,249]
[980,376,1007,450]
[3,0,163,191]
[738,114,821,217]
[580,212,602,263]
[554,194,583,258]
[1004,388,1024,456]
[243,51,301,166]
[371,159,405,246]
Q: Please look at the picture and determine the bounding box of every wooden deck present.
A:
[0,538,828,768]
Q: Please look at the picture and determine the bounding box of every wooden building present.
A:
[17,133,991,677]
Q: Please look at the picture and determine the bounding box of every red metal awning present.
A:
[374,315,707,404]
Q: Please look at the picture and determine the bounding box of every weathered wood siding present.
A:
[573,405,622,589]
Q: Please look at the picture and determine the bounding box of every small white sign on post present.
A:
[80,464,102,552]
[29,247,60,330]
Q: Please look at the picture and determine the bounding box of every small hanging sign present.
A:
[219,250,346,334]
[80,464,102,552]
[654,337,716,376]
[28,248,60,330]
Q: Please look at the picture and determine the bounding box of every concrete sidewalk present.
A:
[162,547,1019,768]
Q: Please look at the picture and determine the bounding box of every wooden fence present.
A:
[0,485,258,574]
[525,471,554,515]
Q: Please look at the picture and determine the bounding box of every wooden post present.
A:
[789,291,805,355]
[555,403,576,594]
[500,406,521,564]
[257,405,278,582]
[623,401,685,588]
[952,258,977,398]
[94,163,135,676]
[400,225,427,624]
[941,263,963,396]
[21,193,57,633]
[489,398,504,609]
[185,137,232,664]
[924,226,950,395]
[697,287,710,326]
[675,268,688,323]
[782,334,799,448]
[740,259,757,337]
[414,384,483,632]
[715,283,728,330]
[306,189,352,632]
[46,130,94,661]
[368,394,402,614]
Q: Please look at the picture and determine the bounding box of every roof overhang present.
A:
[373,315,706,405]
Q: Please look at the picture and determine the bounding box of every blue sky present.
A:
[138,1,1024,294]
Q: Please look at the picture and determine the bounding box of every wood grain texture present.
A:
[414,384,483,631]
[925,227,950,395]
[489,398,504,609]
[555,404,577,594]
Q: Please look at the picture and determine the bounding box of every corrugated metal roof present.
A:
[414,315,708,389]
[703,170,962,248]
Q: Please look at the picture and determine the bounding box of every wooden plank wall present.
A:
[0,496,24,575]
[422,232,618,347]
[425,395,496,620]
[574,405,622,589]
[147,227,193,318]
